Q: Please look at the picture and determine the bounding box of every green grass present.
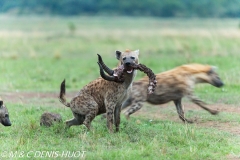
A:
[0,15,240,159]
[0,16,240,96]
[158,105,240,123]
[1,103,240,160]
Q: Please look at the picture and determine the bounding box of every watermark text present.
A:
[0,151,86,158]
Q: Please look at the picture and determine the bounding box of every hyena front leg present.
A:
[188,95,219,115]
[106,101,115,133]
[173,99,193,123]
[124,100,144,119]
[114,104,121,132]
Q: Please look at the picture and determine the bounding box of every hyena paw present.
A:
[125,114,130,120]
[186,119,194,123]
[82,125,90,133]
[182,118,194,124]
[210,110,219,115]
[64,122,71,130]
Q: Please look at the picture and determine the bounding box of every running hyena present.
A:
[0,98,11,126]
[59,49,139,133]
[122,64,224,123]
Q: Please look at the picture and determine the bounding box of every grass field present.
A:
[0,15,240,159]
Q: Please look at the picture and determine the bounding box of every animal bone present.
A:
[130,63,157,94]
[98,54,157,94]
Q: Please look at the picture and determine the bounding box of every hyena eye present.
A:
[130,56,135,60]
[123,57,126,60]
[5,114,8,118]
[207,69,214,75]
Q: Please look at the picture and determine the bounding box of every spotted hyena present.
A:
[122,64,224,123]
[40,112,62,127]
[0,99,11,126]
[59,49,139,133]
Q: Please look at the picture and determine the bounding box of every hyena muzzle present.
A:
[0,100,11,126]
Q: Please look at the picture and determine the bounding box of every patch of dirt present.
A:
[126,102,240,135]
[0,91,77,103]
[226,154,240,160]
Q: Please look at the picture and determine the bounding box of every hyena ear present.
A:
[116,51,122,60]
[211,66,218,71]
[134,49,139,56]
[208,66,218,74]
[210,66,218,73]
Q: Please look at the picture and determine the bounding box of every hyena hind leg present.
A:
[65,112,85,128]
[121,98,132,110]
[83,112,97,130]
[124,101,143,119]
[174,99,193,123]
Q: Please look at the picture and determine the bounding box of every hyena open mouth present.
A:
[125,66,134,74]
[97,54,157,94]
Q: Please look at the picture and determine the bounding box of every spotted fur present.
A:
[40,112,62,127]
[59,49,139,133]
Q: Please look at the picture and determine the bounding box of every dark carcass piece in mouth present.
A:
[130,63,157,94]
[97,54,157,94]
[97,54,125,83]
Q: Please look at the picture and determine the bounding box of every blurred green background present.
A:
[1,0,240,17]
[0,1,240,104]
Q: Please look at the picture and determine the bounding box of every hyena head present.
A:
[0,100,11,126]
[116,49,139,74]
[192,64,224,88]
[206,67,224,87]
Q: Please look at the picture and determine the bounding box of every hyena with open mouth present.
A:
[0,99,11,127]
[59,49,139,133]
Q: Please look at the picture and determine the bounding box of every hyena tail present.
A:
[59,79,70,107]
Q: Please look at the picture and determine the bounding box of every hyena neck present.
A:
[123,70,137,88]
